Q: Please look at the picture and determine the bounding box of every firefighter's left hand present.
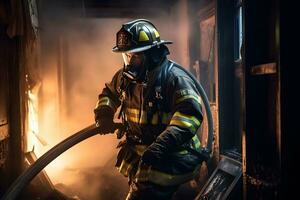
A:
[141,143,164,166]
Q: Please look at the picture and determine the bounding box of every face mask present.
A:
[122,52,147,83]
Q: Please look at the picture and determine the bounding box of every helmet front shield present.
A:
[112,19,172,53]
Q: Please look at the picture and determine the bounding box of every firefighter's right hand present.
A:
[94,106,115,134]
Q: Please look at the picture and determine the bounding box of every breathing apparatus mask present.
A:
[121,45,170,84]
[122,52,148,83]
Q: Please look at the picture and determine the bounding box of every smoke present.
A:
[33,1,191,199]
[35,16,131,199]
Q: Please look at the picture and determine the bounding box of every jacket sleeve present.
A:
[145,74,203,157]
[94,69,123,114]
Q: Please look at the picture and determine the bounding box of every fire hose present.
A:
[0,123,122,200]
[1,65,213,200]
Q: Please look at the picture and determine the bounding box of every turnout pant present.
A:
[125,181,179,200]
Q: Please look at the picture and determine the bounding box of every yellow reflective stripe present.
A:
[175,89,202,105]
[170,119,196,133]
[172,112,201,126]
[126,108,141,124]
[140,110,147,124]
[126,108,171,125]
[191,134,201,149]
[178,150,189,155]
[154,29,160,38]
[126,108,140,123]
[95,97,115,109]
[139,31,150,41]
[170,112,201,133]
[127,116,139,123]
[96,97,109,107]
[176,94,201,105]
[127,108,140,115]
[135,165,201,186]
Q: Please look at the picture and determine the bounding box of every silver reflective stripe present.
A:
[175,89,202,105]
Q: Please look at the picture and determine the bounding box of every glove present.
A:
[94,106,115,134]
[140,142,165,166]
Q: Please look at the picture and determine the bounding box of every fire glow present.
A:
[24,18,135,198]
[26,78,74,184]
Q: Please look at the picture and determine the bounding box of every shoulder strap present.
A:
[155,60,174,101]
[146,61,174,124]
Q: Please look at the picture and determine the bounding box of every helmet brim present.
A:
[112,40,173,53]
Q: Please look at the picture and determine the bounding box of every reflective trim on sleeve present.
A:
[170,112,201,133]
[175,89,202,105]
[172,112,201,126]
[170,119,196,133]
[191,134,201,149]
[95,96,116,110]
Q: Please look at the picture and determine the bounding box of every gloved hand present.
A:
[94,106,115,134]
[140,142,165,166]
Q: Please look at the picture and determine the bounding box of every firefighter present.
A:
[94,19,204,200]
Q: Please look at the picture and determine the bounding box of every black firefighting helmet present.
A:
[112,19,172,53]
